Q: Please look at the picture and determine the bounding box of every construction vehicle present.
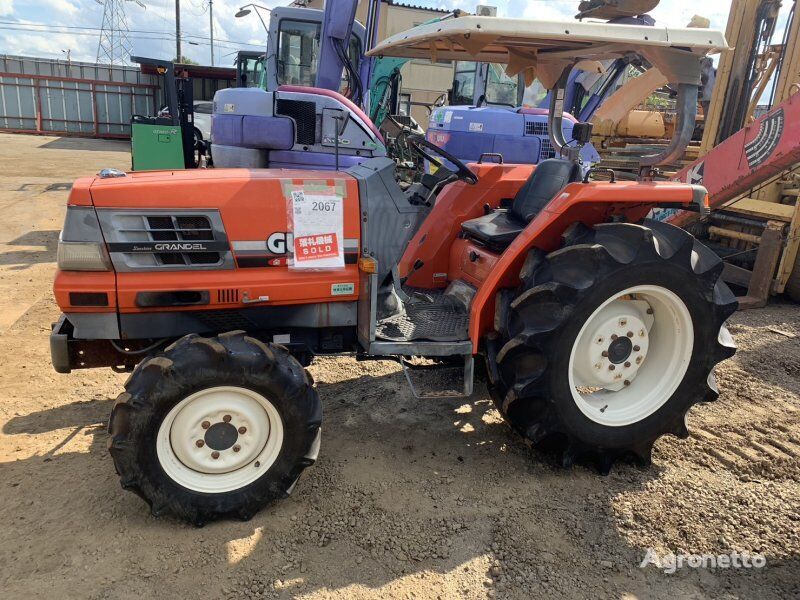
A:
[130,57,198,171]
[426,6,660,168]
[50,16,736,525]
[663,0,800,307]
[234,51,265,89]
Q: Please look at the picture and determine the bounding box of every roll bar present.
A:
[638,83,698,168]
[547,66,700,174]
[547,68,577,161]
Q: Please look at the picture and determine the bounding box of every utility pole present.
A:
[176,0,182,62]
[209,0,214,66]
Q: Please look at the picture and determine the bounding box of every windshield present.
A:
[277,19,363,94]
[452,61,476,105]
[485,63,518,106]
[277,20,319,87]
[452,61,521,106]
[238,55,265,88]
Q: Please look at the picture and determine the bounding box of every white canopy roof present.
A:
[367,16,729,88]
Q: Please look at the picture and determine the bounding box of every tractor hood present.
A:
[367,15,729,88]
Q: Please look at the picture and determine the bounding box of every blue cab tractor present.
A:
[427,13,656,168]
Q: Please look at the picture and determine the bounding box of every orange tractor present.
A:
[51,17,736,525]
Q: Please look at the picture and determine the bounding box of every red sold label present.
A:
[294,233,339,261]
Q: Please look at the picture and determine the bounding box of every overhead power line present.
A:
[0,20,264,48]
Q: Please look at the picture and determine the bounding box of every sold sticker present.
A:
[290,190,344,269]
[295,234,339,261]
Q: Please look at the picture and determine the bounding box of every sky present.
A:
[0,0,774,68]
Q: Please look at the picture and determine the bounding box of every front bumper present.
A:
[50,315,139,374]
[50,315,72,373]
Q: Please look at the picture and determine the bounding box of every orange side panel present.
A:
[115,267,359,312]
[448,238,500,287]
[54,270,117,313]
[468,181,699,349]
[400,163,533,288]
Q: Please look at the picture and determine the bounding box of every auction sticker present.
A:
[291,190,344,269]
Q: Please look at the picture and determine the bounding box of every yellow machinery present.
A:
[698,0,800,305]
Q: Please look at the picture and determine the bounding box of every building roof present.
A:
[386,0,449,13]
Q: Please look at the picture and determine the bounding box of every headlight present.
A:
[57,239,111,271]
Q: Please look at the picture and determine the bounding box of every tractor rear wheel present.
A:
[108,331,321,525]
[488,219,737,472]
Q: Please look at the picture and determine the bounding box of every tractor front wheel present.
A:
[489,219,737,472]
[108,332,322,525]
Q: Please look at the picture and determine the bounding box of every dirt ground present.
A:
[0,133,797,599]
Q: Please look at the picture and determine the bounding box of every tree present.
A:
[174,55,199,65]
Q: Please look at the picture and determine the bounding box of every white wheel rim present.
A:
[156,386,284,493]
[568,285,693,427]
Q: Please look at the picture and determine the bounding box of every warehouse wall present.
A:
[0,55,158,138]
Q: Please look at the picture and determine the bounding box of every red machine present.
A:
[669,90,800,225]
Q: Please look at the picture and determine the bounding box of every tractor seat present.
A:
[460,158,582,251]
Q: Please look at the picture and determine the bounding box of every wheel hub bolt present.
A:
[626,331,633,338]
[619,318,627,326]
[624,361,631,368]
[624,380,631,386]
[636,356,643,364]
[608,365,616,371]
[601,350,609,357]
[211,451,220,460]
[233,445,241,453]
[201,421,210,430]
[238,426,247,435]
[611,334,618,340]
[195,440,205,448]
[223,414,232,423]
[646,308,653,315]
[633,345,641,352]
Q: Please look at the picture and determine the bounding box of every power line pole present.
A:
[209,0,214,66]
[96,0,145,65]
[176,0,181,62]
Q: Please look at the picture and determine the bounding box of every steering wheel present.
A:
[407,134,478,185]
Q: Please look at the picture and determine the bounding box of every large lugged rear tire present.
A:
[488,219,737,472]
[108,331,322,525]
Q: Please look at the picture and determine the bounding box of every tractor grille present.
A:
[540,139,556,160]
[525,121,548,136]
[97,209,233,272]
[276,99,316,145]
[145,215,219,266]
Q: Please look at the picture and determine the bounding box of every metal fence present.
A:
[0,55,159,138]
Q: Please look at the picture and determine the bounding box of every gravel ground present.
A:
[0,133,797,599]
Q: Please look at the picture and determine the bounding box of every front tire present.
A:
[108,331,322,525]
[488,219,737,472]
